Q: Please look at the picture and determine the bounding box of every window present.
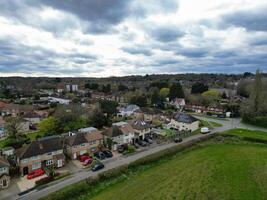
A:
[91,147,97,152]
[90,140,96,145]
[21,159,28,164]
[0,167,5,173]
[47,152,52,156]
[81,143,86,147]
[46,160,53,166]
[31,156,39,161]
[32,162,41,170]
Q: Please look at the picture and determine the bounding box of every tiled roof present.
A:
[17,136,63,159]
[131,119,150,130]
[172,113,198,123]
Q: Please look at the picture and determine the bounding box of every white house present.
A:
[117,104,140,117]
[66,84,78,92]
[131,119,151,140]
[102,122,135,149]
[170,113,199,132]
[46,97,70,105]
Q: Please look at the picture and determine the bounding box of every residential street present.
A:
[1,117,266,200]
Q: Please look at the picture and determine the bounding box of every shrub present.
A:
[36,176,54,186]
[242,115,267,128]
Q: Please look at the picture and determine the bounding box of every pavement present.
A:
[1,116,266,200]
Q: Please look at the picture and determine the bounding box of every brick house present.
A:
[0,156,10,189]
[64,129,103,159]
[16,136,65,175]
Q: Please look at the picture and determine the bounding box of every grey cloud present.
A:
[221,6,267,31]
[147,25,184,42]
[121,46,152,56]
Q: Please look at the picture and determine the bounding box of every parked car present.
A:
[82,158,94,166]
[137,140,147,147]
[144,137,153,144]
[174,137,183,143]
[27,168,45,179]
[117,145,125,153]
[133,143,140,149]
[94,152,106,160]
[80,155,91,162]
[201,127,210,134]
[91,162,105,172]
[102,150,113,158]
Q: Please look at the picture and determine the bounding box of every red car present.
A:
[82,158,93,166]
[80,155,91,162]
[27,168,45,179]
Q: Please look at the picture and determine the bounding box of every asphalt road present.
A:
[2,116,266,200]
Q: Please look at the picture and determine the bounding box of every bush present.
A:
[242,115,267,128]
[36,176,54,186]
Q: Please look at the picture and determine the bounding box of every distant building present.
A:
[117,104,140,117]
[66,84,78,92]
[170,98,186,109]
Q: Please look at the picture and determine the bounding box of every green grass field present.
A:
[45,129,267,200]
[221,128,267,141]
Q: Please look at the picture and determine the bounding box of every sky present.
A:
[0,0,267,77]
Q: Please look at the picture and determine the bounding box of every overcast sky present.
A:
[0,0,267,77]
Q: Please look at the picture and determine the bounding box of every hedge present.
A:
[242,115,267,128]
[42,134,214,200]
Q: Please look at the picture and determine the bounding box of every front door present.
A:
[2,179,7,187]
[23,167,28,175]
[57,159,63,168]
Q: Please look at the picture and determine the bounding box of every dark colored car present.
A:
[102,150,113,158]
[144,137,153,144]
[133,143,139,149]
[137,140,147,146]
[117,145,125,153]
[91,162,104,172]
[174,137,183,143]
[94,152,106,160]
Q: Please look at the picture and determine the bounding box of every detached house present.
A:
[170,98,186,109]
[170,113,199,132]
[0,156,10,189]
[102,122,135,150]
[64,129,103,159]
[23,111,43,124]
[117,104,140,117]
[131,119,151,141]
[17,136,65,175]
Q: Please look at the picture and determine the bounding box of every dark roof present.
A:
[18,136,63,159]
[0,156,10,168]
[135,107,163,115]
[172,113,198,123]
[131,120,150,130]
[102,126,123,138]
[23,111,41,118]
[66,132,88,146]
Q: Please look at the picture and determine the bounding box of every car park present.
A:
[91,162,104,172]
[102,150,113,158]
[27,168,45,180]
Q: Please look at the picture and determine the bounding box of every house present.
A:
[170,98,186,109]
[16,136,65,175]
[1,147,15,157]
[0,156,10,189]
[170,113,199,132]
[0,103,34,117]
[64,129,103,159]
[23,111,42,124]
[0,116,6,139]
[18,119,30,133]
[131,119,151,141]
[134,107,163,122]
[117,104,140,117]
[102,122,135,150]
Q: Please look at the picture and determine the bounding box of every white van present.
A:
[201,127,210,134]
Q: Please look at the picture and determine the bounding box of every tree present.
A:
[201,90,220,106]
[191,82,209,94]
[118,84,128,91]
[221,91,228,99]
[150,81,168,89]
[5,117,23,139]
[99,100,118,117]
[169,82,184,100]
[160,88,170,97]
[101,84,111,93]
[130,95,147,107]
[90,110,110,128]
[38,117,57,136]
[85,82,99,90]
